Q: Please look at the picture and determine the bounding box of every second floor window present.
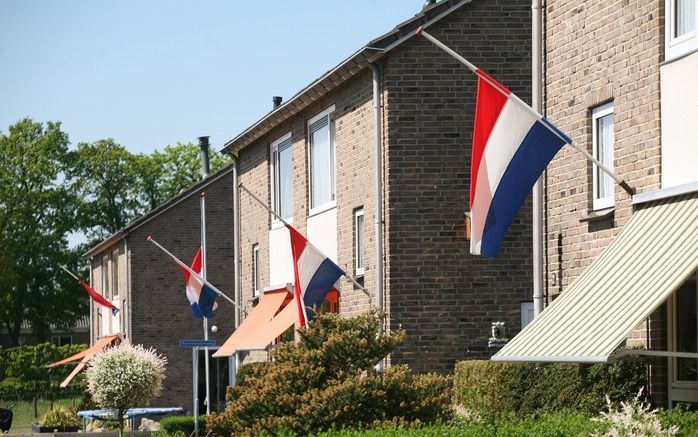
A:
[354,208,365,276]
[253,244,260,297]
[308,106,336,212]
[112,249,119,299]
[667,0,697,59]
[101,255,110,300]
[592,102,615,210]
[271,133,294,222]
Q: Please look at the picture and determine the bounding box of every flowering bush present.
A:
[593,389,679,437]
[85,341,167,436]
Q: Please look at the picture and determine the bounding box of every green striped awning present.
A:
[493,194,698,363]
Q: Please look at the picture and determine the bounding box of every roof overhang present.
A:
[221,0,472,156]
[84,165,234,258]
[493,193,698,363]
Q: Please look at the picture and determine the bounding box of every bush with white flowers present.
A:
[593,389,679,437]
[85,341,167,436]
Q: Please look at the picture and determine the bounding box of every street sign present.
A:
[179,339,217,348]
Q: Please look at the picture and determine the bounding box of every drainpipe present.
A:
[231,154,240,387]
[532,0,544,317]
[368,63,384,333]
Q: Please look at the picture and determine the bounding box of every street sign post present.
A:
[179,339,217,436]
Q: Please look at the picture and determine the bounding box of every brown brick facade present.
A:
[235,0,534,374]
[542,0,667,404]
[89,170,236,410]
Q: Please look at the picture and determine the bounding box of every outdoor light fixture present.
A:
[488,321,508,348]
[211,325,218,333]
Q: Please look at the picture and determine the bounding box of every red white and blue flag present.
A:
[287,224,344,326]
[470,70,571,257]
[179,247,218,319]
[78,278,119,316]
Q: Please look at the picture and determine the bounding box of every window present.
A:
[592,103,615,210]
[666,0,697,59]
[271,132,293,222]
[101,255,110,299]
[252,244,260,297]
[111,249,119,299]
[354,208,365,276]
[308,106,336,212]
[52,336,72,346]
[675,273,697,382]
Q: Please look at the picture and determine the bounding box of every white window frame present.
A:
[252,244,260,297]
[111,249,119,299]
[270,132,293,226]
[668,271,698,406]
[666,0,697,60]
[101,255,110,300]
[592,103,615,211]
[354,208,365,276]
[307,105,336,215]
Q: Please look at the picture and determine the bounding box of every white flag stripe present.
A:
[297,244,326,295]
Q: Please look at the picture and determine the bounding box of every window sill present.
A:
[579,207,614,223]
[271,218,292,230]
[308,202,337,218]
[355,269,365,278]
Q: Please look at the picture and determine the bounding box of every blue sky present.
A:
[0,1,424,154]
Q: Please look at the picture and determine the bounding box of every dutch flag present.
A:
[180,247,218,319]
[470,70,571,257]
[287,224,344,326]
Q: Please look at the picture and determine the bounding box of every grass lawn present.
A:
[1,397,80,434]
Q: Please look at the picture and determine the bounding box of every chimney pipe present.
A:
[272,96,282,109]
[198,136,211,179]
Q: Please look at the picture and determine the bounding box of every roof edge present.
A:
[220,0,471,156]
[83,164,235,258]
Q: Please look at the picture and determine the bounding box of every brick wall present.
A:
[543,0,666,404]
[236,74,377,334]
[382,0,533,373]
[92,170,236,410]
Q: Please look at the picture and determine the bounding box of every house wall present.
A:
[382,0,534,373]
[236,72,376,366]
[542,0,667,404]
[89,170,236,410]
[235,0,534,373]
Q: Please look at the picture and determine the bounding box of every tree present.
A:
[134,142,230,211]
[86,342,167,437]
[71,139,140,242]
[0,118,87,345]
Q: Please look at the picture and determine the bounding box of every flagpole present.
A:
[58,264,82,282]
[200,192,211,416]
[238,183,372,300]
[416,27,635,197]
[146,236,242,310]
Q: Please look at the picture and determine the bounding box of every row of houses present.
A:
[75,0,696,410]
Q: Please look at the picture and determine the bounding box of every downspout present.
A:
[368,62,384,331]
[532,0,544,317]
[124,236,131,339]
[231,154,240,387]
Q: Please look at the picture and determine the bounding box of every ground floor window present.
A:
[52,335,72,346]
[670,271,698,405]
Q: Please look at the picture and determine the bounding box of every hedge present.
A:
[453,356,648,417]
[160,415,207,435]
[0,379,84,400]
[0,342,88,381]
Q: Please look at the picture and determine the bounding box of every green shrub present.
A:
[659,407,698,436]
[313,411,606,436]
[160,415,207,435]
[40,405,81,427]
[0,378,84,400]
[0,342,87,382]
[454,354,647,417]
[207,312,452,437]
